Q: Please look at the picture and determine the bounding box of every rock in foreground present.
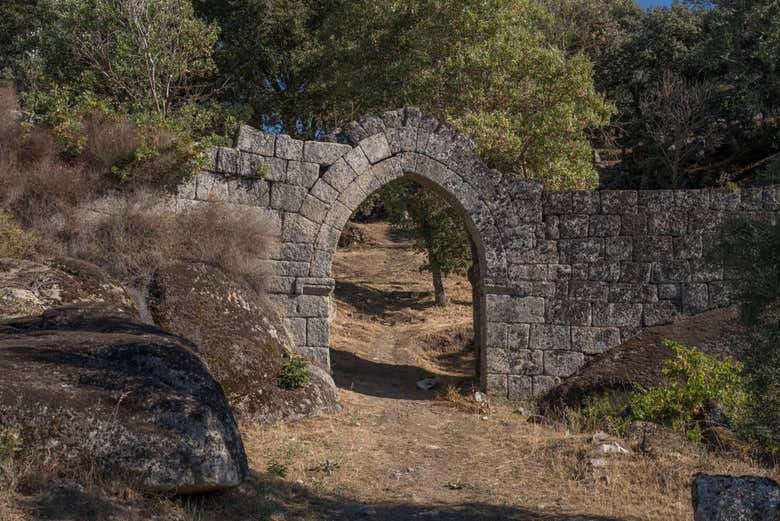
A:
[148,262,340,423]
[692,474,780,521]
[0,256,139,320]
[0,304,248,494]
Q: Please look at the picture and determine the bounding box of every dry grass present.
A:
[437,383,491,416]
[0,210,38,258]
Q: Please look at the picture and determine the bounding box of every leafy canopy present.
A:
[38,0,220,118]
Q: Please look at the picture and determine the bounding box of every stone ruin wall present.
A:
[173,108,780,400]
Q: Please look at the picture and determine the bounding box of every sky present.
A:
[639,0,674,6]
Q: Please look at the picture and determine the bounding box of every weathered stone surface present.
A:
[644,301,680,326]
[593,303,643,328]
[271,183,307,212]
[571,327,621,354]
[0,304,248,494]
[275,134,303,161]
[530,324,571,350]
[235,124,275,156]
[149,262,340,423]
[510,349,544,376]
[195,111,778,399]
[692,474,780,521]
[589,215,621,237]
[544,351,585,377]
[287,161,320,188]
[0,257,138,320]
[303,141,352,165]
[360,133,392,164]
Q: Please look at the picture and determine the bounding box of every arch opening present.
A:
[326,174,487,399]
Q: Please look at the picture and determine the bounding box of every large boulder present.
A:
[692,474,780,521]
[147,262,340,423]
[543,308,748,408]
[0,304,248,494]
[0,257,139,320]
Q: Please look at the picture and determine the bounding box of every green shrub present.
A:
[580,392,633,435]
[267,462,288,478]
[629,340,745,439]
[277,353,311,390]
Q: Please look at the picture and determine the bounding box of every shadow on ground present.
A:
[330,347,447,400]
[185,472,631,521]
[334,281,471,319]
[334,280,439,318]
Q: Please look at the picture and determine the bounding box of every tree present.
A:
[0,0,41,81]
[378,180,472,307]
[716,218,780,456]
[38,0,220,118]
[209,0,613,189]
[637,72,721,188]
[316,0,613,189]
[697,0,780,121]
[194,0,326,136]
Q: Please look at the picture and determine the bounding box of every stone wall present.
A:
[176,108,780,400]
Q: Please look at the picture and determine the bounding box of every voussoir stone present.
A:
[303,140,353,165]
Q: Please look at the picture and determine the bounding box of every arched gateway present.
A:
[178,108,779,399]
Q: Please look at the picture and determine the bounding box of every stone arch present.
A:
[294,109,521,389]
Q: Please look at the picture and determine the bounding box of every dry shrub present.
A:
[63,193,272,291]
[129,126,195,189]
[64,191,180,287]
[0,210,38,258]
[83,115,140,173]
[437,383,491,416]
[0,86,272,295]
[176,203,271,287]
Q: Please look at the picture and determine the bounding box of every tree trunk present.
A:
[431,264,447,307]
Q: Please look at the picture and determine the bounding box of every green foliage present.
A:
[318,0,613,189]
[267,462,288,478]
[373,180,473,305]
[716,218,780,456]
[36,0,220,117]
[278,353,312,390]
[697,0,780,120]
[4,0,243,185]
[380,181,472,278]
[209,0,612,188]
[195,0,321,136]
[579,392,632,435]
[628,340,745,436]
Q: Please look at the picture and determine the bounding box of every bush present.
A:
[579,392,633,435]
[277,354,311,390]
[0,209,38,258]
[628,340,745,441]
